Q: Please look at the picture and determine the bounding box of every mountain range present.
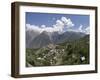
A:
[26,30,86,48]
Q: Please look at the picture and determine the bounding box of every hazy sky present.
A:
[25,12,90,34]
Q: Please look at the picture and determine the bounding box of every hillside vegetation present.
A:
[26,35,89,67]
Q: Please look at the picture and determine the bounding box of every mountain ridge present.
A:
[26,30,86,48]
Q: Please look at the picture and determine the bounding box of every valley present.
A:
[26,34,89,67]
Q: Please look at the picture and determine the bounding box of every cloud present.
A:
[61,17,68,23]
[26,17,74,33]
[78,25,83,32]
[26,24,43,33]
[78,25,90,34]
[56,20,64,27]
[41,25,46,28]
[61,17,74,28]
[84,27,90,34]
[67,19,74,27]
[66,24,90,34]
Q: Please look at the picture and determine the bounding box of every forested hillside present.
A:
[26,35,89,67]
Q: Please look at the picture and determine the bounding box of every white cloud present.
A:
[61,17,69,24]
[61,17,74,28]
[41,25,46,28]
[78,25,83,32]
[84,27,90,34]
[26,17,75,33]
[67,19,74,27]
[77,24,90,34]
[66,24,90,34]
[56,20,64,27]
[26,24,43,33]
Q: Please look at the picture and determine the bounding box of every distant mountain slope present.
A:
[53,31,85,44]
[26,30,86,48]
[28,31,52,48]
[26,30,40,48]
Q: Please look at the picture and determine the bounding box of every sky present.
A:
[25,12,90,34]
